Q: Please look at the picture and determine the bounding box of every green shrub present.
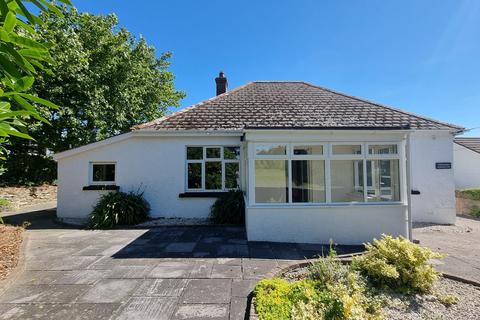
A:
[0,198,11,209]
[88,191,150,229]
[352,235,444,294]
[436,293,459,307]
[255,257,383,320]
[209,190,245,225]
[458,189,480,201]
[470,205,480,218]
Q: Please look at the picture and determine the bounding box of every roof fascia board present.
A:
[53,132,133,161]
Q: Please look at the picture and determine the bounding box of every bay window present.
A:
[186,146,240,191]
[252,142,402,204]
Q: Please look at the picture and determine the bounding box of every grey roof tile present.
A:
[455,138,480,154]
[133,81,463,131]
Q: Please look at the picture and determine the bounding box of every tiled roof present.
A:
[455,138,480,154]
[134,81,463,131]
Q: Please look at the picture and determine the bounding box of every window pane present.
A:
[293,145,323,155]
[332,144,362,155]
[331,160,364,202]
[224,146,240,160]
[92,164,115,182]
[255,144,287,156]
[225,162,239,189]
[255,160,288,203]
[205,161,222,189]
[368,144,398,155]
[187,163,202,189]
[367,160,400,202]
[187,147,203,160]
[292,160,325,202]
[206,147,221,159]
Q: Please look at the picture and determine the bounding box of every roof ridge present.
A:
[132,82,255,130]
[300,82,464,131]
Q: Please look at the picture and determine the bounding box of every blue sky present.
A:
[75,0,480,136]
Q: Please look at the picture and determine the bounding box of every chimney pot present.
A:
[215,71,228,96]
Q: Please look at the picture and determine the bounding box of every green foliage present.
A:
[1,7,185,184]
[209,190,245,225]
[0,0,71,172]
[88,191,150,229]
[469,205,480,218]
[352,235,444,294]
[255,258,383,320]
[436,293,459,307]
[459,189,480,201]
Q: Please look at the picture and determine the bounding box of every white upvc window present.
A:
[89,162,116,185]
[252,142,402,205]
[186,146,240,191]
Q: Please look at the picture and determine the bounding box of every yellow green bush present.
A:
[352,234,444,294]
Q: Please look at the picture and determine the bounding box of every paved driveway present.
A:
[0,210,361,320]
[413,216,480,283]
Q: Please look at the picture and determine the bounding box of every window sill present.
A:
[83,185,119,191]
[179,192,227,198]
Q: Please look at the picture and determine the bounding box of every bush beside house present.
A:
[88,191,150,229]
[456,189,480,217]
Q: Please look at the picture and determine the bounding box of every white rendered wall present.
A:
[409,131,456,224]
[246,204,408,244]
[57,135,242,223]
[454,144,480,189]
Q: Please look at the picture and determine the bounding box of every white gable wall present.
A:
[56,135,242,224]
[453,143,480,189]
[409,131,456,224]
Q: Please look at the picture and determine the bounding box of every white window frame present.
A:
[89,162,116,185]
[251,141,404,206]
[185,145,240,192]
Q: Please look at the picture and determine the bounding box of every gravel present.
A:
[384,278,480,320]
[0,225,24,281]
[136,217,210,227]
[282,266,480,320]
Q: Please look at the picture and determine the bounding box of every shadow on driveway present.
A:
[111,226,364,260]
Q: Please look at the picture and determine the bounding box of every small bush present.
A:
[458,189,480,201]
[88,191,150,229]
[255,256,383,320]
[352,235,444,294]
[470,205,480,218]
[436,293,459,307]
[209,190,245,225]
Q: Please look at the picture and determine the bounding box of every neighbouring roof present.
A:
[455,137,480,154]
[134,81,463,132]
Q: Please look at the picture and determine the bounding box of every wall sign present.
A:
[435,162,451,169]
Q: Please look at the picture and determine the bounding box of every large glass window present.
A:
[186,146,240,191]
[366,159,400,202]
[255,160,288,203]
[252,142,402,204]
[331,160,364,202]
[292,160,325,202]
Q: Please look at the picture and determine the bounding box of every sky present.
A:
[75,0,480,136]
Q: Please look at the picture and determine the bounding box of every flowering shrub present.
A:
[352,235,444,294]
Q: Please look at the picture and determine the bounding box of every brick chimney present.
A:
[215,71,228,96]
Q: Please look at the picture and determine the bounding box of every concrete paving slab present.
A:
[79,279,140,303]
[115,297,178,320]
[149,262,193,278]
[106,266,153,279]
[173,304,229,320]
[231,280,257,297]
[211,264,242,279]
[0,284,89,303]
[181,279,232,304]
[189,260,214,278]
[134,279,189,297]
[230,297,248,320]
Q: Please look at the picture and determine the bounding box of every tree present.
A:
[0,0,71,176]
[1,8,185,184]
